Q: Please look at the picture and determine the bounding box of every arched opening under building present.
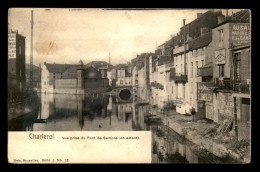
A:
[119,89,131,100]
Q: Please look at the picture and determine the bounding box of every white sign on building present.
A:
[8,33,16,58]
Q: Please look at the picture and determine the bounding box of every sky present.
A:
[8,8,240,66]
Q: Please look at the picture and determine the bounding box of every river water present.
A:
[8,93,237,164]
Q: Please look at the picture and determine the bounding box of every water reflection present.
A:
[8,93,235,163]
[10,93,144,131]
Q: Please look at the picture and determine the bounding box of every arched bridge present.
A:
[112,86,133,103]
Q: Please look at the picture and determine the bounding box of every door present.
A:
[241,98,250,121]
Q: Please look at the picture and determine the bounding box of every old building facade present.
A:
[41,61,109,94]
[115,64,132,87]
[8,30,26,91]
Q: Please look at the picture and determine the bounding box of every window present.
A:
[53,73,55,79]
[196,61,198,76]
[191,62,193,77]
[120,80,123,84]
[234,53,241,81]
[19,46,21,55]
[218,29,224,47]
[218,64,224,77]
[191,82,193,94]
[61,73,63,78]
[181,54,183,61]
[201,60,204,66]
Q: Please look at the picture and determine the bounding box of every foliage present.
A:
[157,151,164,162]
[156,128,165,138]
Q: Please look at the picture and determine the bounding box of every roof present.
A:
[84,61,112,70]
[62,66,78,79]
[212,10,250,29]
[99,66,108,70]
[107,65,116,71]
[45,63,77,73]
[155,10,224,56]
[231,9,250,23]
[25,64,40,77]
[116,64,130,70]
[25,64,39,71]
[187,32,212,51]
[180,10,224,40]
[85,66,101,78]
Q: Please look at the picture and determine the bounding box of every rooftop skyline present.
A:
[8,8,241,66]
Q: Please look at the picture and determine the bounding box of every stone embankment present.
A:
[149,106,250,164]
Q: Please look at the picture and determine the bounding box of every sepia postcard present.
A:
[8,8,251,164]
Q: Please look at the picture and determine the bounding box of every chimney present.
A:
[218,15,225,24]
[109,52,110,64]
[197,13,203,18]
[226,9,228,19]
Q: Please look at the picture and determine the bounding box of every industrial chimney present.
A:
[218,15,225,24]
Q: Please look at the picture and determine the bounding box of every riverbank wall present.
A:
[149,107,250,163]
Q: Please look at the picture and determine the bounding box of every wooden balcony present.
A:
[174,72,187,83]
[216,79,250,94]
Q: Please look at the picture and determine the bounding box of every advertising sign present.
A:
[198,83,214,102]
[231,23,250,46]
[8,33,16,58]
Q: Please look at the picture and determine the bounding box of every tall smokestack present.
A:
[226,9,228,18]
[30,10,34,90]
[109,52,110,64]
